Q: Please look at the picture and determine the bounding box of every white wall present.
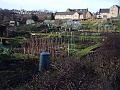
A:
[55,12,80,20]
[110,5,119,18]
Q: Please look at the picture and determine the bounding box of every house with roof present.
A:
[55,8,93,20]
[97,9,110,19]
[55,12,82,20]
[96,5,120,19]
[110,5,120,18]
[85,11,93,19]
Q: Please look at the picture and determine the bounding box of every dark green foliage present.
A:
[10,37,25,48]
[32,14,39,22]
[51,13,55,20]
[112,20,120,32]
[0,48,12,60]
[0,25,7,37]
[20,17,27,24]
[16,24,49,32]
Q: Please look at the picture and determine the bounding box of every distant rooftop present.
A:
[114,5,120,8]
[55,12,82,15]
[66,8,88,13]
[99,9,110,13]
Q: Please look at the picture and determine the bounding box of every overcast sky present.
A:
[0,0,119,12]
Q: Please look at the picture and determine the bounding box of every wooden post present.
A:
[0,38,2,44]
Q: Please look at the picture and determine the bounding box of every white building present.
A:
[98,9,111,19]
[110,5,120,18]
[55,11,93,20]
[96,5,120,19]
[55,12,80,20]
[9,21,15,26]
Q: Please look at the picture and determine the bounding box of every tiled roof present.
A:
[67,9,88,13]
[115,5,120,8]
[99,9,110,13]
[55,12,81,15]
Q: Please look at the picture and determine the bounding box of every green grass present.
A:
[78,43,100,57]
[69,43,100,58]
[79,35,102,42]
[13,53,38,60]
[80,35,101,39]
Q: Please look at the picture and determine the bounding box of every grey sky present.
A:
[0,0,119,12]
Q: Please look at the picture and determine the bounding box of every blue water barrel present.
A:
[39,52,51,71]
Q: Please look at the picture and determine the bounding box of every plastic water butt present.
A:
[39,52,51,71]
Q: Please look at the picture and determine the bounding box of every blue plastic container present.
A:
[39,52,50,71]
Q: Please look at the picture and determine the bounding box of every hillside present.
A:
[23,33,120,90]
